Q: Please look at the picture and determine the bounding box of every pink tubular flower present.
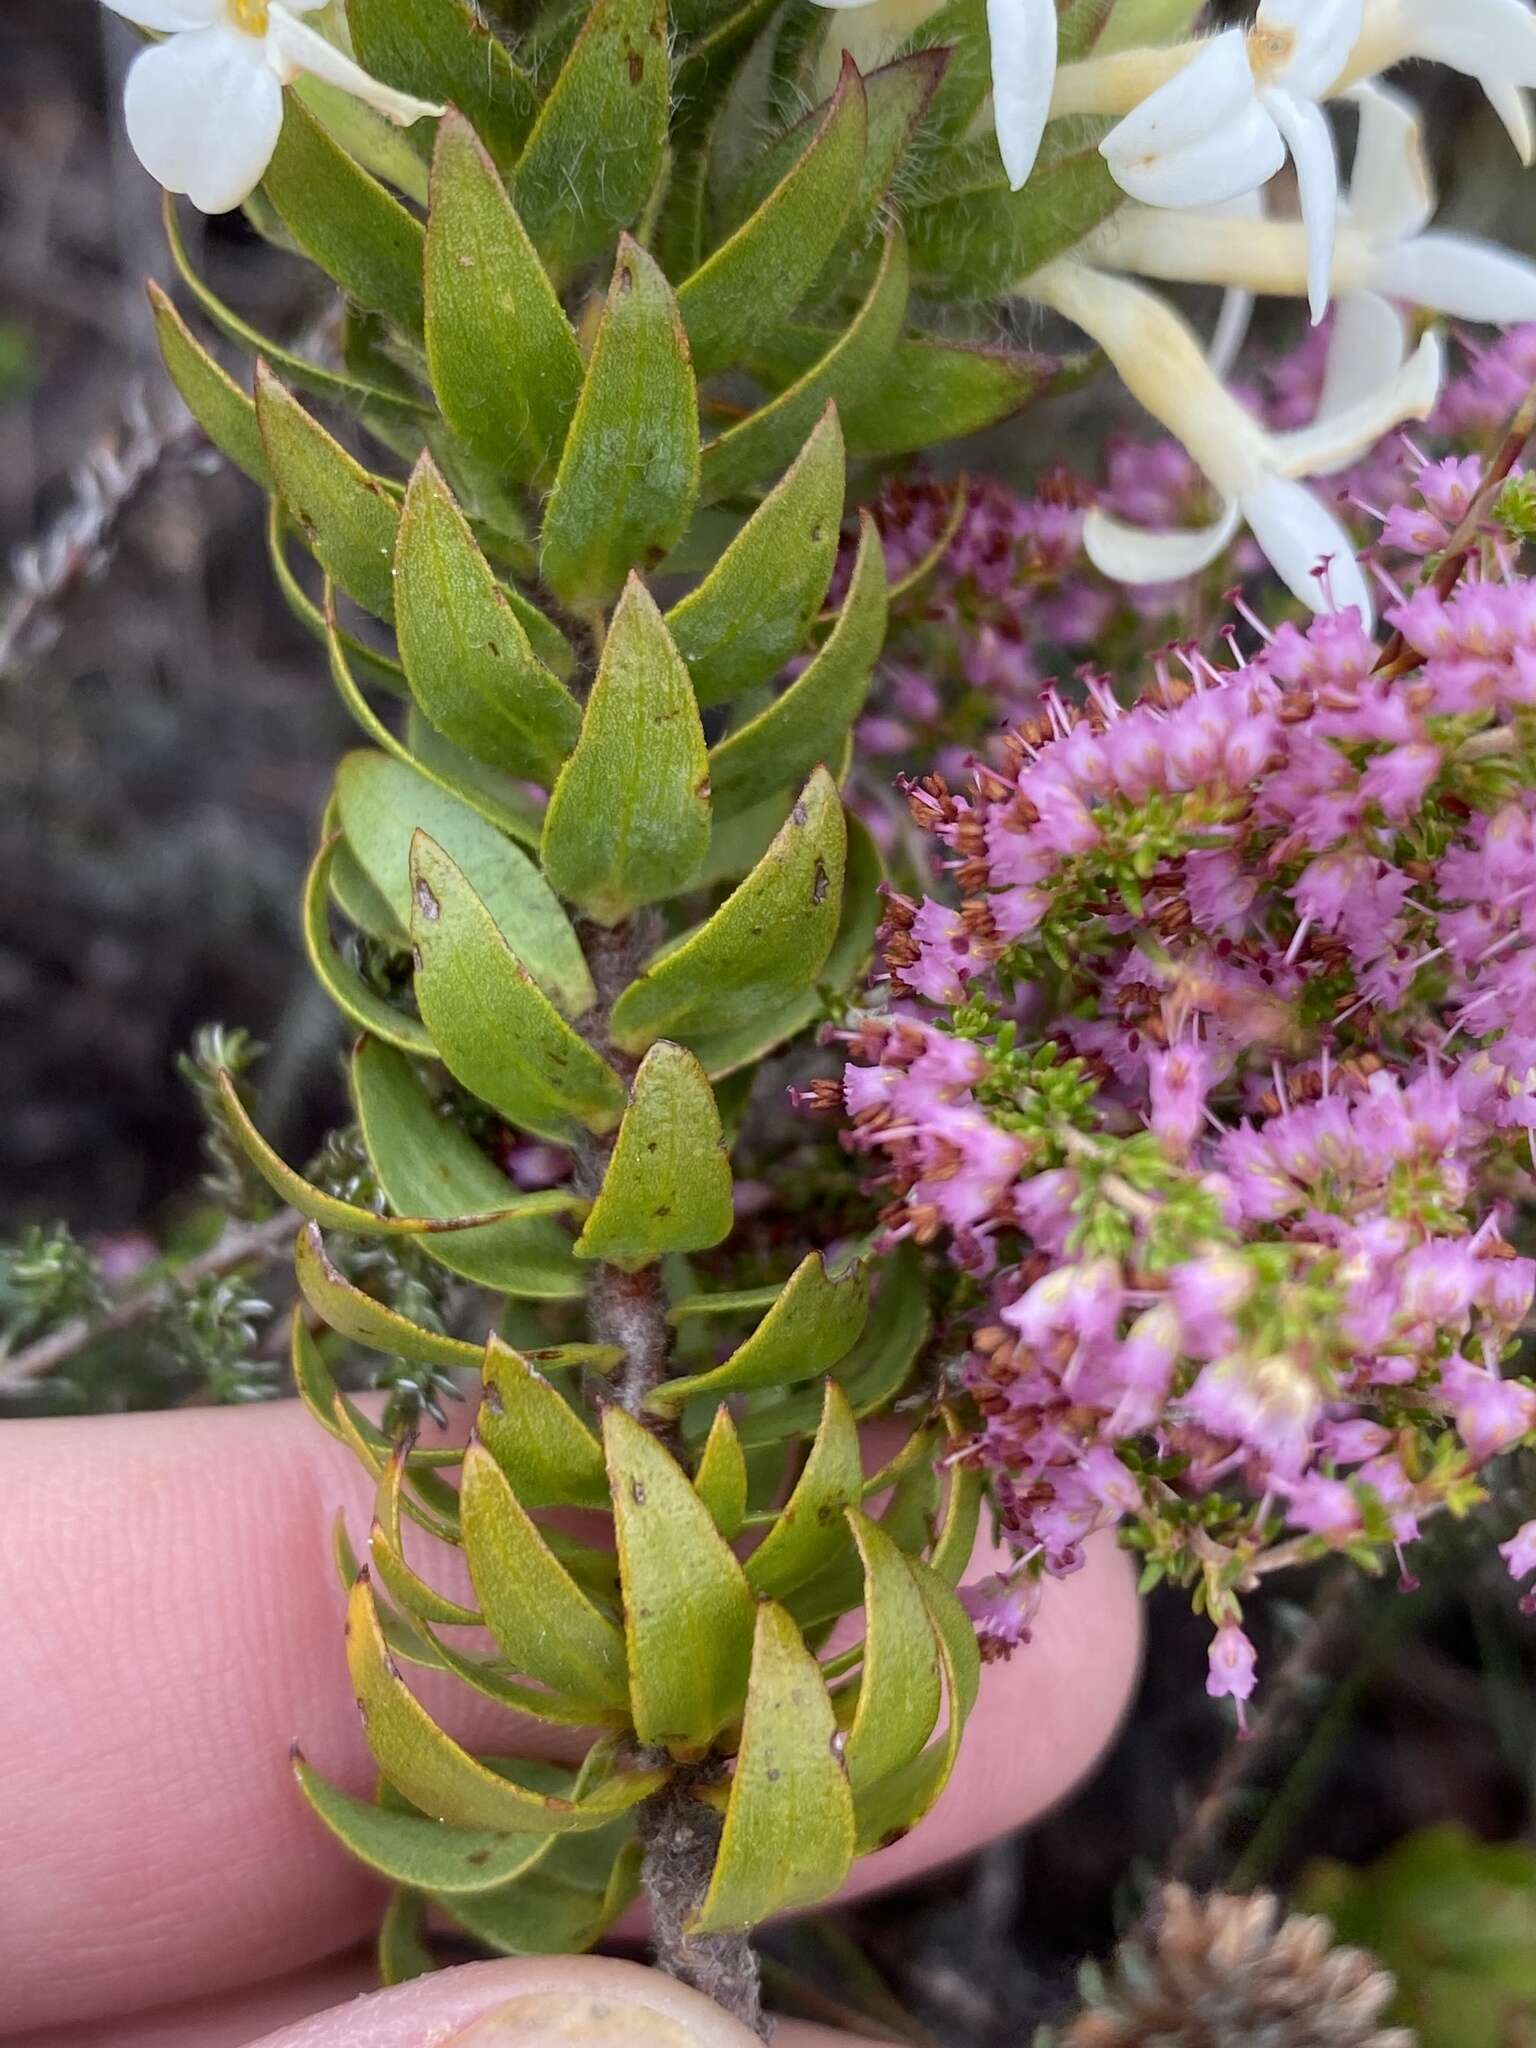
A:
[1185,1353,1322,1474]
[959,1570,1045,1661]
[1206,1623,1258,1730]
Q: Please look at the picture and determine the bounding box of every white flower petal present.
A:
[1319,290,1408,428]
[1240,474,1373,625]
[1270,328,1441,477]
[989,0,1058,191]
[122,25,282,213]
[1100,30,1255,169]
[1370,229,1536,322]
[1107,96,1285,210]
[1260,0,1363,98]
[1484,78,1536,163]
[1400,0,1536,87]
[1261,85,1340,321]
[1209,287,1256,378]
[100,0,221,25]
[1347,81,1433,241]
[264,9,443,121]
[1083,501,1241,585]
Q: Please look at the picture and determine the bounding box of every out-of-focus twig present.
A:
[0,1206,298,1393]
[0,382,212,682]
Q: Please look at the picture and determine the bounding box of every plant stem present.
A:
[1374,375,1536,681]
[638,1774,768,2040]
[0,1207,299,1393]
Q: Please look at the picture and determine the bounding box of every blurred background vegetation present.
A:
[7,5,1536,2040]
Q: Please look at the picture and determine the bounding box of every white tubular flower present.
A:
[1099,0,1364,324]
[101,0,442,213]
[809,0,1057,188]
[1024,260,1443,623]
[1084,81,1536,423]
[1345,0,1536,162]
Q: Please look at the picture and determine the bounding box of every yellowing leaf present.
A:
[409,832,625,1142]
[689,1602,856,1931]
[573,1043,733,1269]
[540,580,710,923]
[604,1405,756,1748]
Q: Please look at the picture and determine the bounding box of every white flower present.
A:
[1099,0,1364,324]
[1084,81,1536,421]
[101,0,442,214]
[1347,0,1536,161]
[1024,259,1443,624]
[809,0,1057,190]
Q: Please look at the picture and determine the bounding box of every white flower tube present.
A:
[1024,259,1443,622]
[1099,0,1363,324]
[101,0,441,213]
[1083,80,1536,414]
[808,0,1059,187]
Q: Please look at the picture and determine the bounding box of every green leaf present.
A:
[260,94,425,336]
[841,1510,943,1794]
[665,403,845,710]
[351,1041,585,1300]
[293,77,432,204]
[346,1572,665,1830]
[699,224,908,502]
[1059,0,1115,60]
[540,239,700,607]
[693,1406,748,1541]
[851,1560,977,1854]
[676,793,882,1082]
[404,718,548,846]
[540,580,710,924]
[737,1240,930,1447]
[460,1442,629,1709]
[648,1252,869,1416]
[304,834,435,1055]
[899,0,992,139]
[371,1448,482,1627]
[425,112,585,485]
[689,1601,856,1931]
[604,1404,757,1749]
[214,1069,517,1240]
[331,834,403,939]
[722,52,939,297]
[477,1333,610,1510]
[295,1222,485,1371]
[377,1888,434,1984]
[756,331,1083,461]
[708,510,886,816]
[348,0,538,170]
[607,767,846,1065]
[512,0,669,282]
[294,1754,555,1893]
[1096,0,1203,51]
[676,58,865,381]
[255,367,399,621]
[335,751,593,1015]
[409,832,626,1143]
[396,455,580,784]
[443,1831,642,1956]
[908,121,1121,300]
[745,1382,863,1597]
[573,1043,732,1268]
[928,1449,984,1587]
[148,283,269,488]
[266,506,409,697]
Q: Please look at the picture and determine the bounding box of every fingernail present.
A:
[445,1992,706,2047]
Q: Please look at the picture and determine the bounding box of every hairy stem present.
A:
[638,1775,767,2039]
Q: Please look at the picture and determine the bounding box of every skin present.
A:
[0,1398,1142,2045]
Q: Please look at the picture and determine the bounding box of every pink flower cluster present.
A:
[827,391,1536,1714]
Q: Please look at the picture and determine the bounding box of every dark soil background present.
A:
[6,9,1536,2041]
